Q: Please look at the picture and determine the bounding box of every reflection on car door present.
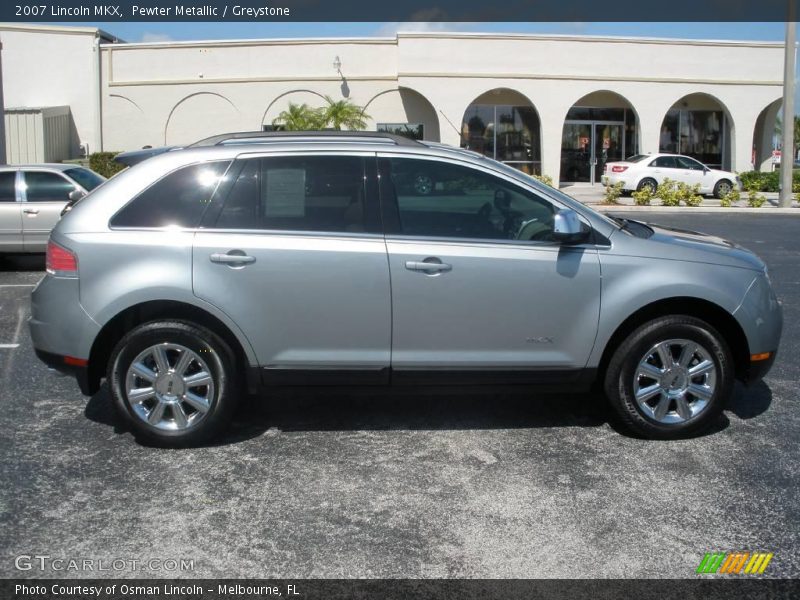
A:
[378,155,602,384]
[21,170,75,252]
[0,171,23,252]
[676,156,709,192]
[192,153,392,384]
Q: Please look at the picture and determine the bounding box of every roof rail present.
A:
[188,130,424,148]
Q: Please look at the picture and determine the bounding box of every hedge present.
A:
[88,152,126,179]
[738,170,800,193]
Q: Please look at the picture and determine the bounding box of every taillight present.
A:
[46,241,78,275]
[612,166,628,173]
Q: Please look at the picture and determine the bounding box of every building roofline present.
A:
[395,31,784,48]
[98,30,783,50]
[103,36,397,50]
[0,22,120,42]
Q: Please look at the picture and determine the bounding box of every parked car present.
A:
[29,132,781,446]
[601,153,742,198]
[0,164,105,253]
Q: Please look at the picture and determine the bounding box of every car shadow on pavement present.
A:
[84,384,613,447]
[0,254,45,271]
[84,380,773,448]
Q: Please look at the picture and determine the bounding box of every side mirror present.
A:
[552,208,589,244]
[68,189,86,202]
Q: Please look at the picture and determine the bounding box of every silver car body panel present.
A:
[31,140,782,390]
[0,170,24,252]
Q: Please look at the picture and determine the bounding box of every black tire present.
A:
[713,179,733,199]
[637,178,657,193]
[604,315,733,439]
[108,320,238,447]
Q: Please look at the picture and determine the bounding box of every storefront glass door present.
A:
[561,121,625,184]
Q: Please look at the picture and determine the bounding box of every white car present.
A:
[601,153,741,198]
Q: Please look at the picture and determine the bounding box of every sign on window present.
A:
[264,168,306,217]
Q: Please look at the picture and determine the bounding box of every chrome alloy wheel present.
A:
[125,343,215,431]
[716,180,732,196]
[633,338,716,424]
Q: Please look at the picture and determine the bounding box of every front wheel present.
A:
[108,320,238,446]
[604,316,733,439]
[713,179,733,199]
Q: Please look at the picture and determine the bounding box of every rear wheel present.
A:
[604,316,733,439]
[108,320,238,446]
[637,178,657,193]
[713,179,733,199]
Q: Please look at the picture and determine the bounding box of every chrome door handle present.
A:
[23,208,39,215]
[210,252,256,265]
[405,260,452,273]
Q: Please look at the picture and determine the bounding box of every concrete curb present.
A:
[591,205,800,215]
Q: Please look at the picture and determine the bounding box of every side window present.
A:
[23,171,75,202]
[215,155,366,233]
[676,156,704,170]
[650,156,677,168]
[0,172,17,202]
[111,161,229,228]
[386,158,556,242]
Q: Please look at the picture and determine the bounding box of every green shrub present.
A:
[676,182,703,207]
[89,152,125,179]
[602,181,624,205]
[745,182,767,208]
[655,178,680,206]
[738,169,800,193]
[719,188,740,208]
[631,187,653,206]
[532,174,554,188]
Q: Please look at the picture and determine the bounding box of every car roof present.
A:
[0,163,78,171]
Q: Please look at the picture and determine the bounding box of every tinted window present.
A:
[64,167,105,191]
[24,171,75,202]
[111,161,229,229]
[676,156,705,170]
[215,156,366,233]
[0,172,16,202]
[650,156,677,168]
[387,158,556,242]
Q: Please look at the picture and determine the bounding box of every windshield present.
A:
[64,167,106,191]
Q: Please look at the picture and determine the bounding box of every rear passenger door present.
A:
[20,170,76,251]
[0,171,23,252]
[193,152,391,384]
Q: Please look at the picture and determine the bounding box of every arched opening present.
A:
[752,99,782,172]
[260,89,328,130]
[365,87,440,142]
[659,93,732,171]
[460,88,541,175]
[164,92,240,146]
[560,90,639,185]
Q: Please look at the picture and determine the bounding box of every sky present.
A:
[52,21,789,43]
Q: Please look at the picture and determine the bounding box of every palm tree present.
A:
[774,114,800,161]
[320,95,370,130]
[271,103,326,131]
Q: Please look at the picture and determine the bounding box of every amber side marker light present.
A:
[750,352,772,362]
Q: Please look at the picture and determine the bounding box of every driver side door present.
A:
[378,155,602,384]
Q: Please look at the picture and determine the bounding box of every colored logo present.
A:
[696,552,774,575]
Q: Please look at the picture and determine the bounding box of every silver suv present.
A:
[29,132,782,445]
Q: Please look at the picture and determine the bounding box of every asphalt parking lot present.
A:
[0,212,797,579]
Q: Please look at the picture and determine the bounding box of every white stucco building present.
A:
[0,23,787,184]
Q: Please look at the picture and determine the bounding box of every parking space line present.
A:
[0,284,36,287]
[0,344,20,349]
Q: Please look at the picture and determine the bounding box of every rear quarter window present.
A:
[110,161,230,229]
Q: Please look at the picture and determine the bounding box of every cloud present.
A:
[140,32,174,43]
[375,21,477,37]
